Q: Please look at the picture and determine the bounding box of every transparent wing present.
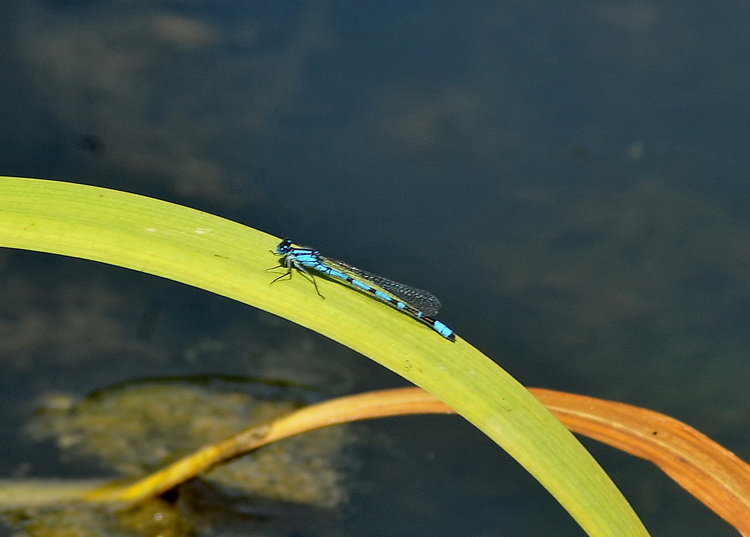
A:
[326,258,442,316]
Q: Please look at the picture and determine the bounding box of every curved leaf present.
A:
[0,177,648,536]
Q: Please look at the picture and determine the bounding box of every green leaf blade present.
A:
[0,176,649,536]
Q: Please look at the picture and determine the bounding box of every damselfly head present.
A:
[276,238,293,255]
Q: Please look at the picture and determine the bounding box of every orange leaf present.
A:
[84,385,750,535]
